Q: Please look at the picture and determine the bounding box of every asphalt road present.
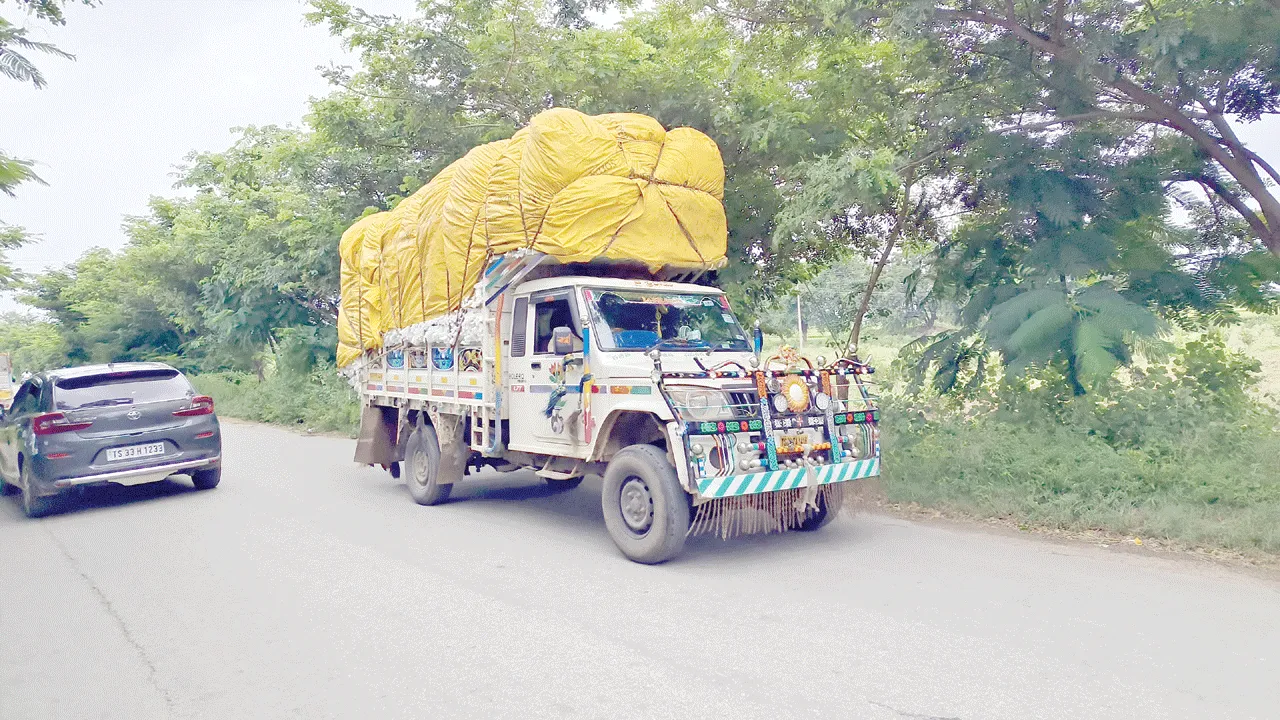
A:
[1,420,1277,719]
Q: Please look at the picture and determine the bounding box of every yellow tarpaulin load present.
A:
[337,108,727,367]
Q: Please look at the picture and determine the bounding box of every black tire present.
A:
[795,489,838,532]
[545,477,583,491]
[191,465,221,490]
[0,475,17,496]
[21,464,58,519]
[601,445,690,564]
[404,423,453,506]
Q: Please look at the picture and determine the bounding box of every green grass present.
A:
[880,414,1280,554]
[1225,312,1280,406]
[192,366,360,436]
[870,314,1280,557]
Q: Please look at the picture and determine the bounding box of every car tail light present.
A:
[33,412,94,436]
[174,396,214,417]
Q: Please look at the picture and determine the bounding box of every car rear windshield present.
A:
[53,369,191,410]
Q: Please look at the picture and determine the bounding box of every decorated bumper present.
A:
[695,457,880,498]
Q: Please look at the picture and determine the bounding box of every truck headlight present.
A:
[667,388,732,422]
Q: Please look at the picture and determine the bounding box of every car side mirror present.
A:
[752,322,764,355]
[552,327,574,356]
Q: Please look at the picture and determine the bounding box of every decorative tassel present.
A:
[688,484,846,540]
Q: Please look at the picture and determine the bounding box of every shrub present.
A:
[192,362,360,436]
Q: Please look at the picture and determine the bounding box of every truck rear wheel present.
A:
[404,423,453,506]
[601,445,690,564]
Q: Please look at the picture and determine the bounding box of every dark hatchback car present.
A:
[0,362,221,517]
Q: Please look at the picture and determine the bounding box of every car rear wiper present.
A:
[75,397,135,409]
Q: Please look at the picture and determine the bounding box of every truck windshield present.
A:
[585,289,751,352]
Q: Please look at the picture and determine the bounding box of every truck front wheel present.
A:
[404,423,453,506]
[601,445,690,564]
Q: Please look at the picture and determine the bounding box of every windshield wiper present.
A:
[75,397,135,409]
[647,338,708,352]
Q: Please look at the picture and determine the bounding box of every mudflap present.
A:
[354,404,404,466]
[428,410,470,484]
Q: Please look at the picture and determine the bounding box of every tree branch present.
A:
[1243,146,1280,187]
[1179,172,1271,241]
[846,172,916,355]
[934,5,1280,251]
[993,110,1164,134]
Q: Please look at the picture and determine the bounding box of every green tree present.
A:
[711,0,1280,390]
[2,0,98,282]
[0,15,71,87]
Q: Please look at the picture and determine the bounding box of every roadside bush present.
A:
[880,334,1280,554]
[192,361,360,436]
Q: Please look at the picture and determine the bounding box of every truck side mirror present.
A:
[552,327,574,356]
[752,323,764,354]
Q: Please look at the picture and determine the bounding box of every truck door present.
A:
[506,289,586,455]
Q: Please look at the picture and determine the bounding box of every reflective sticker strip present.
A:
[430,389,453,397]
[366,384,383,392]
[528,385,581,394]
[833,409,881,425]
[456,391,484,400]
[695,458,882,498]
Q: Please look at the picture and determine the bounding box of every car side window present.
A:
[10,381,39,416]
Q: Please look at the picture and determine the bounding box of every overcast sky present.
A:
[2,1,1278,282]
[1,0,416,278]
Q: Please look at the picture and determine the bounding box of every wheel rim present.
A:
[619,476,654,535]
[410,443,431,489]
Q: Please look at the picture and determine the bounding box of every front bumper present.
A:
[695,457,880,498]
[51,455,221,490]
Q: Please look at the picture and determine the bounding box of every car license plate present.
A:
[106,442,165,462]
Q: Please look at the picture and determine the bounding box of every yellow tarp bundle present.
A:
[337,108,727,367]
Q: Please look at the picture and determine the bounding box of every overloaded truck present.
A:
[338,109,881,563]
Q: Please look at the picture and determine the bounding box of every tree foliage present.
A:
[15,0,1279,404]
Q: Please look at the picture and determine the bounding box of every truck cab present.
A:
[503,277,756,460]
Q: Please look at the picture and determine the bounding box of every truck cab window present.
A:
[534,298,581,354]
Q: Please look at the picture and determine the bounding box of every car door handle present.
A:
[531,362,542,369]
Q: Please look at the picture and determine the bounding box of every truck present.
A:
[0,353,13,410]
[347,250,881,563]
[337,109,881,563]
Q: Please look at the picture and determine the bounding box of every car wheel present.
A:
[0,474,17,496]
[404,423,453,506]
[601,445,690,564]
[21,464,58,519]
[191,466,221,490]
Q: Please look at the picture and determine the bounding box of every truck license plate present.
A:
[777,434,806,453]
[106,442,165,462]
